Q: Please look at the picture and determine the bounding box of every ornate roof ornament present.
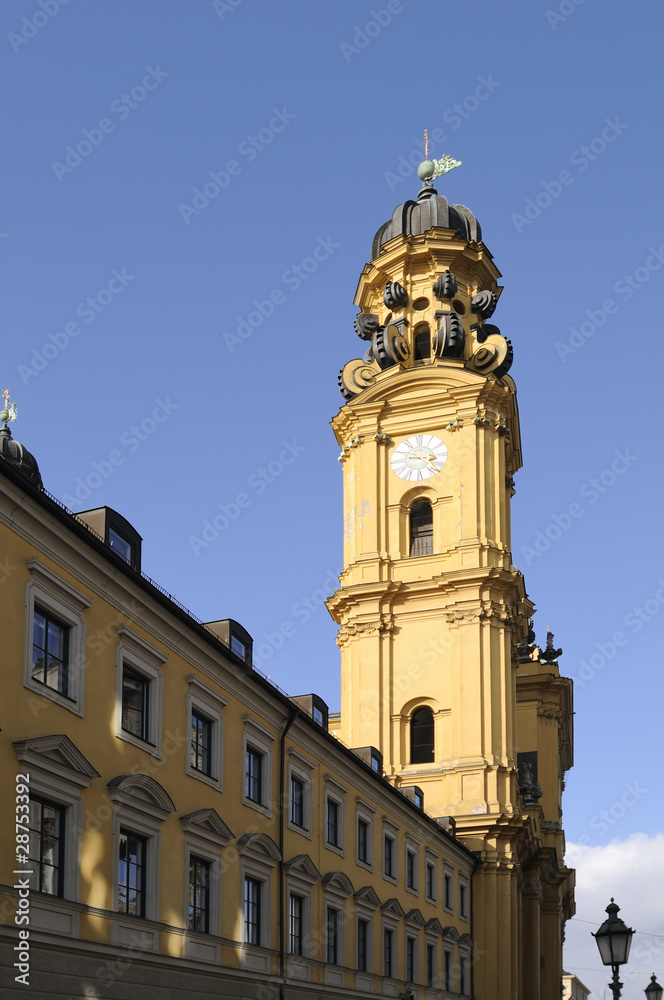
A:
[540,627,563,664]
[0,386,43,489]
[1,387,17,426]
[417,130,462,182]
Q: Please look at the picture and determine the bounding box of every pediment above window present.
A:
[322,871,355,897]
[381,897,405,919]
[405,907,426,928]
[180,808,234,846]
[107,773,175,821]
[14,734,99,788]
[354,885,381,910]
[237,831,282,864]
[285,854,321,884]
[425,917,444,935]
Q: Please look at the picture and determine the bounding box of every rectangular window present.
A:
[245,745,264,803]
[384,834,395,878]
[290,775,305,828]
[108,526,132,562]
[326,907,339,965]
[358,818,369,863]
[426,862,436,901]
[357,917,369,972]
[244,876,262,945]
[444,871,453,909]
[426,943,436,987]
[188,856,210,933]
[27,797,64,896]
[406,850,416,889]
[190,709,212,775]
[383,927,394,978]
[118,830,146,916]
[406,936,416,983]
[231,634,247,660]
[459,953,467,995]
[444,950,453,991]
[289,893,304,955]
[459,881,468,918]
[121,667,149,741]
[326,798,340,846]
[32,607,69,697]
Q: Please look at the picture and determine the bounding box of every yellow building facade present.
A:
[0,440,475,996]
[329,173,575,999]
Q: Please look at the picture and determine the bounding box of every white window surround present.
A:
[324,775,347,856]
[186,675,227,792]
[114,627,166,758]
[13,734,99,904]
[355,908,375,975]
[180,809,233,948]
[24,560,91,716]
[356,806,374,871]
[108,773,175,932]
[425,859,437,903]
[459,876,469,920]
[241,716,276,817]
[285,855,320,960]
[405,845,419,895]
[237,832,281,960]
[287,749,314,838]
[443,866,455,912]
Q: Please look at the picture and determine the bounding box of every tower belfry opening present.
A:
[328,155,575,1000]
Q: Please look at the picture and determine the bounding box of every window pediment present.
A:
[442,925,460,941]
[405,907,426,928]
[180,808,234,846]
[381,897,405,919]
[284,854,321,883]
[425,917,444,935]
[354,885,381,910]
[14,734,99,788]
[237,831,281,863]
[322,871,354,897]
[107,773,175,820]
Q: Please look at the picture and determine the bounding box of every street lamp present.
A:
[592,899,635,1000]
[645,974,663,1000]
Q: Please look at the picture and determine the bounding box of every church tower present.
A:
[327,160,575,1000]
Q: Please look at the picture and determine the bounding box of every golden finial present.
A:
[424,128,429,160]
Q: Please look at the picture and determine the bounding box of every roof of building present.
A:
[371,181,482,261]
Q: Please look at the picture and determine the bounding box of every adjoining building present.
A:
[0,165,574,999]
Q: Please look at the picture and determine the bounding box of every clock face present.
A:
[391,434,448,481]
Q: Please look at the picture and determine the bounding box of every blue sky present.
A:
[2,1,663,992]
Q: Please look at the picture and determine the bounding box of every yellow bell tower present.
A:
[327,161,575,1000]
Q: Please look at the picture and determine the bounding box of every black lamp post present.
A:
[592,899,635,1000]
[645,974,663,1000]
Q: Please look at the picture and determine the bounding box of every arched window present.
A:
[410,707,434,763]
[410,500,433,557]
[413,324,430,364]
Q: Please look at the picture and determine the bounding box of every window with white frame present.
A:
[357,916,371,972]
[383,925,395,978]
[356,799,375,869]
[406,934,417,984]
[180,808,231,950]
[459,951,468,995]
[114,626,166,758]
[459,877,469,919]
[185,676,226,791]
[324,776,347,854]
[287,749,314,837]
[426,941,437,987]
[321,870,352,970]
[108,773,175,933]
[383,832,396,881]
[444,868,454,911]
[14,734,99,906]
[284,853,319,962]
[24,560,91,716]
[237,831,280,962]
[425,859,437,902]
[444,948,453,991]
[241,716,275,816]
[289,893,305,954]
[326,906,341,965]
[406,847,418,891]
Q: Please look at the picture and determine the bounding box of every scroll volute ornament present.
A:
[433,271,458,300]
[383,281,409,310]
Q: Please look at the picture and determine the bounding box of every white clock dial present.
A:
[390,434,448,481]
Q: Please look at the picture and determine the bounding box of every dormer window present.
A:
[109,526,132,563]
[231,635,247,660]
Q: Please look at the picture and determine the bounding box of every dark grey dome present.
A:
[371,182,482,261]
[0,425,43,489]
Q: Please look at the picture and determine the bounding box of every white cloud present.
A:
[564,833,664,999]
